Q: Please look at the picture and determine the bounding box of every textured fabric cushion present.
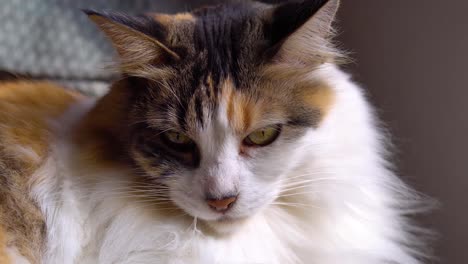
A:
[0,0,214,95]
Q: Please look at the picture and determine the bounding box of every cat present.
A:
[0,0,431,263]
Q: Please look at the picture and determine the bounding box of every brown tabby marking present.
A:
[0,81,82,263]
[0,82,81,160]
[154,13,195,25]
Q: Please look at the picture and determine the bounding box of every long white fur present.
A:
[19,64,426,264]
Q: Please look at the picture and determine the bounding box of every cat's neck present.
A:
[72,80,133,168]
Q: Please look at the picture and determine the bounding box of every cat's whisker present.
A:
[279,183,340,194]
[41,188,172,201]
[279,183,357,195]
[279,177,342,187]
[131,202,181,211]
[159,84,185,110]
[276,174,335,184]
[280,171,337,180]
[277,191,322,198]
[279,181,334,191]
[271,202,323,210]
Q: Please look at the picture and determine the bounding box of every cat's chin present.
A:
[203,216,249,235]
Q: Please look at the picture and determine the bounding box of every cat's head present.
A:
[85,0,341,233]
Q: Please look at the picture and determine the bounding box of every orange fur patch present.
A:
[223,79,254,134]
[301,84,335,122]
[261,64,336,126]
[0,81,81,164]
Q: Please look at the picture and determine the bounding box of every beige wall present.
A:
[338,1,468,263]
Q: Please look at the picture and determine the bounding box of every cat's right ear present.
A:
[263,0,342,65]
[83,10,180,76]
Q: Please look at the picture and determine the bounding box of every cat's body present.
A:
[0,1,428,263]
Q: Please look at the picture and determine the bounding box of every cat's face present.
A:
[86,0,340,231]
[127,72,330,230]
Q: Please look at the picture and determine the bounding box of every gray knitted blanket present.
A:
[0,0,215,95]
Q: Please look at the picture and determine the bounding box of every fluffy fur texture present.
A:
[0,0,430,263]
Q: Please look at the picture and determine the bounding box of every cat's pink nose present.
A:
[206,195,237,212]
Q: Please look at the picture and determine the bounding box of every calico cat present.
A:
[0,0,430,263]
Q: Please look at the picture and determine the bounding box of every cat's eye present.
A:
[243,125,281,147]
[161,130,195,149]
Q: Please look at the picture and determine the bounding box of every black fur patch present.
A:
[83,9,167,41]
[192,2,262,86]
[268,0,329,45]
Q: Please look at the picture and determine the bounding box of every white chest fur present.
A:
[32,165,293,264]
[79,209,291,264]
[28,140,291,264]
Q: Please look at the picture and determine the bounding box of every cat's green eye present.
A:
[162,131,194,147]
[243,125,281,147]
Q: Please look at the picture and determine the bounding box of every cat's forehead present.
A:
[148,2,270,86]
[140,68,330,138]
[142,73,267,136]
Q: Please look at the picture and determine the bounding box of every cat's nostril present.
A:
[206,195,238,212]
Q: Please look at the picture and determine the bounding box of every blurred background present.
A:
[0,0,466,263]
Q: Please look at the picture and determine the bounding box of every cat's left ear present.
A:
[264,0,341,65]
[83,10,180,76]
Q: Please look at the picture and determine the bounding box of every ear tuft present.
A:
[81,9,99,16]
[84,10,180,77]
[265,0,344,65]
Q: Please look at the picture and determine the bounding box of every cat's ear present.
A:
[264,0,341,65]
[83,10,180,76]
